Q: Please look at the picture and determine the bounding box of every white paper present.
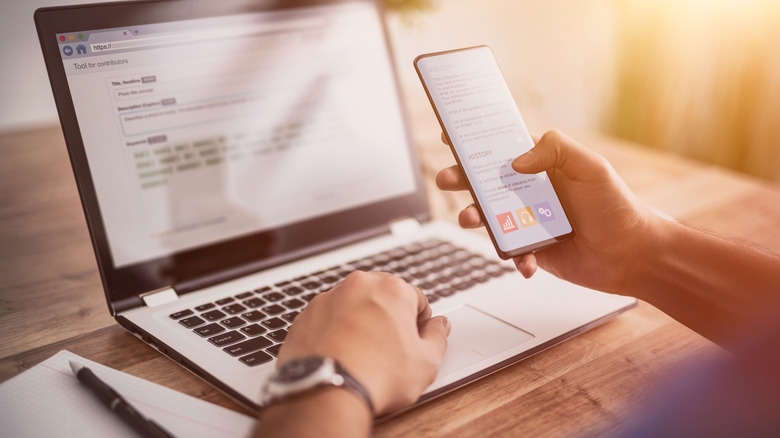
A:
[0,350,255,438]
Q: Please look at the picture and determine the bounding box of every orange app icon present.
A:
[496,212,518,233]
[515,207,537,228]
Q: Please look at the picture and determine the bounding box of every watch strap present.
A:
[333,360,375,417]
[262,357,376,417]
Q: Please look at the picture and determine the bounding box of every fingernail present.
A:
[441,316,451,335]
[512,150,534,171]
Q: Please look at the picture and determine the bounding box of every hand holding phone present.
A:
[415,46,574,259]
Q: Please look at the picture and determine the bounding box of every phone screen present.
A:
[415,46,573,258]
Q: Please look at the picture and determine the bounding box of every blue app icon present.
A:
[62,46,73,56]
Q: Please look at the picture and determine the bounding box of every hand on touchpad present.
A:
[437,305,535,379]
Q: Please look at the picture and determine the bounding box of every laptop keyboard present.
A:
[167,238,516,367]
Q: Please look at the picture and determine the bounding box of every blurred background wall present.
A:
[604,0,780,181]
[2,0,779,181]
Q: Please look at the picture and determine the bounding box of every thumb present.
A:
[418,315,450,363]
[511,130,609,181]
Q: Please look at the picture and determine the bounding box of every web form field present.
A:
[119,94,265,137]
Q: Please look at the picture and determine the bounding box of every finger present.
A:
[513,253,538,278]
[417,315,450,363]
[413,284,433,325]
[511,130,610,180]
[458,205,484,229]
[435,165,468,191]
[441,131,451,146]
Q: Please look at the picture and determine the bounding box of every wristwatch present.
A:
[261,356,375,416]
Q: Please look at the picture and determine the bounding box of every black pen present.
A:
[69,360,175,438]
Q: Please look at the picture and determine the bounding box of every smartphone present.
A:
[414,46,574,259]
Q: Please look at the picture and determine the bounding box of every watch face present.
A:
[277,356,326,383]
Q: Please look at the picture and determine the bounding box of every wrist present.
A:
[621,211,677,298]
[262,356,375,417]
[258,386,372,437]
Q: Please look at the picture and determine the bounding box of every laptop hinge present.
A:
[140,286,178,308]
[389,217,422,237]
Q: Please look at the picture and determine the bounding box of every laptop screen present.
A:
[36,0,428,310]
[57,2,415,268]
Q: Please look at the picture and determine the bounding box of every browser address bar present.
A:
[90,19,325,53]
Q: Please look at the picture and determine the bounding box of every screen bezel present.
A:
[35,0,429,314]
[414,46,573,260]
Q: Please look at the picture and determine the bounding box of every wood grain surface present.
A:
[2,120,778,436]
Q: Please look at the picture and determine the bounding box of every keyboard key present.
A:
[179,316,205,328]
[261,317,286,330]
[274,280,291,288]
[221,317,245,328]
[244,297,266,308]
[223,336,273,357]
[437,288,456,297]
[335,269,352,278]
[194,323,225,337]
[473,275,490,284]
[411,271,429,280]
[422,239,443,249]
[320,275,339,284]
[419,281,437,291]
[208,331,245,346]
[255,286,272,293]
[430,263,448,273]
[235,291,254,299]
[169,309,193,320]
[469,257,489,268]
[293,275,310,282]
[281,286,304,296]
[453,280,475,291]
[301,281,320,290]
[195,303,216,312]
[302,293,317,302]
[215,297,235,305]
[451,268,470,279]
[426,293,440,304]
[267,329,288,343]
[263,292,285,302]
[486,266,505,278]
[262,304,286,315]
[242,310,265,322]
[369,253,390,264]
[239,350,273,366]
[223,304,247,315]
[266,344,282,357]
[240,324,267,336]
[405,243,425,255]
[282,298,304,309]
[282,311,299,323]
[202,309,227,321]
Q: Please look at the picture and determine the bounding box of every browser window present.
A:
[58,3,416,268]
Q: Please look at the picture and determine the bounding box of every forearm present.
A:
[628,217,780,346]
[255,386,372,438]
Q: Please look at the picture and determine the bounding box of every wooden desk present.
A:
[2,123,779,437]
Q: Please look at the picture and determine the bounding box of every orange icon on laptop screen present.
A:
[496,212,518,233]
[515,207,537,228]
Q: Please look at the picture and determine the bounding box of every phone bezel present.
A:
[414,45,574,259]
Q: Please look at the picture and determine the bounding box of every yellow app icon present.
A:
[515,207,537,228]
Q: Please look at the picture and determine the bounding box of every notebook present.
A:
[0,350,254,437]
[35,0,636,415]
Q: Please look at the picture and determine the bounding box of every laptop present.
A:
[35,0,636,415]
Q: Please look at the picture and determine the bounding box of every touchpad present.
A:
[437,305,535,378]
